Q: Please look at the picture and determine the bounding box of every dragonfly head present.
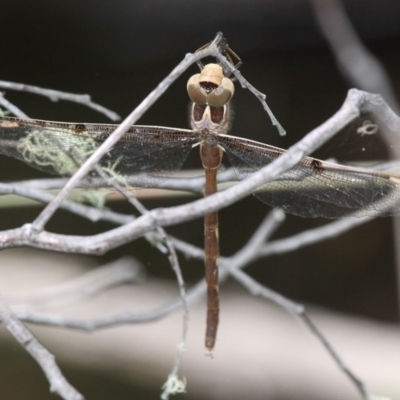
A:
[187,63,235,107]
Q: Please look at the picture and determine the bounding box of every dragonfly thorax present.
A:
[190,103,231,134]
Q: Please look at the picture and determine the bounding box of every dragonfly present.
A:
[1,39,400,351]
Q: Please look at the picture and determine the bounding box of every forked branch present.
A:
[0,30,398,400]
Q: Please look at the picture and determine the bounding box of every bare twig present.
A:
[11,307,183,330]
[301,312,371,399]
[310,0,400,341]
[0,80,121,121]
[3,213,288,332]
[8,168,237,194]
[309,0,399,115]
[5,210,377,399]
[260,216,371,257]
[172,212,379,400]
[91,167,188,398]
[0,29,397,400]
[8,256,144,310]
[214,52,286,136]
[0,176,377,280]
[231,208,286,266]
[1,89,394,256]
[0,293,84,400]
[30,32,226,232]
[0,93,28,118]
[0,182,133,224]
[5,213,288,331]
[223,264,374,400]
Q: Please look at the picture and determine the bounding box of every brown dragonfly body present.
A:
[190,66,234,349]
[201,137,222,350]
[187,57,238,349]
[1,41,400,351]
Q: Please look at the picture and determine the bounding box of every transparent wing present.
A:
[0,117,199,188]
[218,134,400,218]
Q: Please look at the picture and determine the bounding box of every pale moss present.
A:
[79,189,109,209]
[17,129,100,176]
[161,374,187,395]
[16,128,126,208]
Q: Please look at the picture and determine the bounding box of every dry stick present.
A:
[8,210,370,323]
[302,313,371,399]
[0,209,391,330]
[225,222,395,400]
[224,264,374,399]
[174,212,387,400]
[2,44,208,394]
[30,32,226,232]
[3,240,387,400]
[1,212,388,400]
[9,211,286,330]
[0,93,29,118]
[214,52,286,136]
[169,214,374,279]
[260,216,371,257]
[0,181,168,261]
[0,32,296,400]
[0,80,120,121]
[6,211,376,399]
[4,188,370,309]
[4,88,394,256]
[92,166,188,398]
[309,0,400,115]
[230,208,286,265]
[3,196,394,398]
[0,181,186,397]
[0,177,375,274]
[0,182,133,225]
[8,168,237,194]
[0,213,359,329]
[310,0,400,328]
[0,293,84,400]
[11,154,400,197]
[8,257,143,310]
[0,43,398,400]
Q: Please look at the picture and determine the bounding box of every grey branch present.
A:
[30,33,227,231]
[93,169,188,399]
[0,181,133,225]
[6,209,377,399]
[0,89,397,256]
[7,257,144,310]
[0,93,29,118]
[0,30,397,400]
[309,0,400,156]
[0,293,84,400]
[0,80,121,121]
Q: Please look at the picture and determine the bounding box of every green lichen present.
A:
[17,129,100,176]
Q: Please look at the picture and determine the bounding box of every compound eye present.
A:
[187,74,208,105]
[207,76,235,107]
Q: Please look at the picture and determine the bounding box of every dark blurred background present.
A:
[0,0,400,399]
